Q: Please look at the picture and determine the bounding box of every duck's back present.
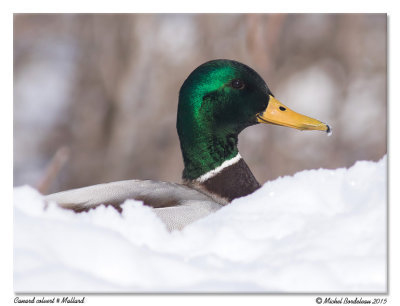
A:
[44,180,223,230]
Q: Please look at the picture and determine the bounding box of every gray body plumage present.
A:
[44,180,224,231]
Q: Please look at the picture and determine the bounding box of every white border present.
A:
[3,3,399,306]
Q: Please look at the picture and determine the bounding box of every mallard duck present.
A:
[45,59,330,230]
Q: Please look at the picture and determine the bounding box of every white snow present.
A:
[14,156,387,293]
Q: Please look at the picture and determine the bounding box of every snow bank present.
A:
[14,157,387,293]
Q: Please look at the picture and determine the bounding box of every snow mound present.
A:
[14,156,387,293]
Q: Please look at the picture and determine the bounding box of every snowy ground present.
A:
[14,157,387,293]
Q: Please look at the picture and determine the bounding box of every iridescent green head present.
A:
[177,60,271,180]
[177,59,330,181]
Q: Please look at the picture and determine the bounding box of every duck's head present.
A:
[177,59,330,181]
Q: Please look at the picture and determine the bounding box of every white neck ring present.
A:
[195,153,242,183]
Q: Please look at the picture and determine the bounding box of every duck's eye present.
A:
[231,79,245,89]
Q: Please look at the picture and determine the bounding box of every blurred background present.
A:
[13,14,387,194]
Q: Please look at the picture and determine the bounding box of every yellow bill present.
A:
[258,95,331,133]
